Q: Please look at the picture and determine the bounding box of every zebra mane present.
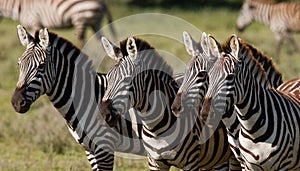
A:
[44,30,92,65]
[119,37,174,76]
[46,31,80,53]
[239,39,283,84]
[222,37,273,87]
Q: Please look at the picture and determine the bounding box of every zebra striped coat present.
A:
[0,0,116,47]
[203,34,300,170]
[277,78,300,104]
[172,31,286,170]
[99,36,239,170]
[236,0,300,58]
[11,25,144,171]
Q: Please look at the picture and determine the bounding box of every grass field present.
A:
[1,0,300,170]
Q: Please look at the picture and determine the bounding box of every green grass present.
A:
[1,0,300,170]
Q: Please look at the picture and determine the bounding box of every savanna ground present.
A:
[0,0,300,170]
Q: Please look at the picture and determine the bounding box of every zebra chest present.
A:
[140,119,193,161]
[142,129,177,160]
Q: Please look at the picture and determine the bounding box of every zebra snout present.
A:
[236,25,245,32]
[199,97,212,122]
[171,92,182,117]
[11,86,30,113]
[100,99,120,127]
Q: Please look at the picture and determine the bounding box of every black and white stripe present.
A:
[236,0,300,57]
[11,25,145,171]
[0,0,116,47]
[100,36,237,170]
[203,34,300,170]
[171,31,285,170]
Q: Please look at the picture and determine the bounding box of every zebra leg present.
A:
[93,147,115,171]
[275,34,283,61]
[285,33,299,53]
[85,150,98,171]
[91,22,104,42]
[74,23,87,48]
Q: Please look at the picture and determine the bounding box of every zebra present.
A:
[99,36,240,170]
[201,34,300,170]
[172,31,287,170]
[277,78,300,104]
[11,25,145,171]
[236,0,300,58]
[0,0,116,47]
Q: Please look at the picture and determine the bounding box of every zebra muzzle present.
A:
[171,92,182,117]
[199,97,212,122]
[11,86,30,113]
[99,99,120,127]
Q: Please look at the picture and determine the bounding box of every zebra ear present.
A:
[39,28,50,50]
[101,36,123,60]
[183,31,198,56]
[207,35,221,58]
[17,25,33,47]
[126,37,137,61]
[200,32,209,56]
[229,34,239,60]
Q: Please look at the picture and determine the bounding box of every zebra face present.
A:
[11,25,50,113]
[100,37,142,127]
[172,32,219,118]
[201,35,241,125]
[172,32,207,117]
[237,0,256,32]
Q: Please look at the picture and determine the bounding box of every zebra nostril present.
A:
[20,99,26,107]
[172,92,183,117]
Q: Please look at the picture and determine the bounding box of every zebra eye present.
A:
[38,63,46,69]
[226,74,236,80]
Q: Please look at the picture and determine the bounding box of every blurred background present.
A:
[1,0,300,170]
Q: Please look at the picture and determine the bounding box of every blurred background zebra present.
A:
[11,25,144,170]
[0,0,116,47]
[236,0,300,59]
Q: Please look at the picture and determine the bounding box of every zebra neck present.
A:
[0,0,21,20]
[253,2,273,26]
[46,39,99,128]
[235,67,269,132]
[137,71,178,136]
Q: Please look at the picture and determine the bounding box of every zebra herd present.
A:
[11,24,300,170]
[6,0,300,171]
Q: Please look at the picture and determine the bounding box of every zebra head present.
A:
[100,36,149,127]
[11,25,53,113]
[171,31,219,118]
[200,35,242,127]
[236,0,256,32]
